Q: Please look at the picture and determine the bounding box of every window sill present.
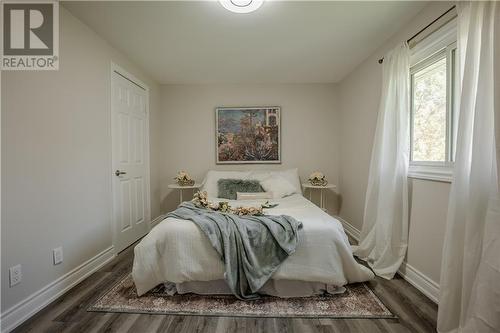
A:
[408,164,453,183]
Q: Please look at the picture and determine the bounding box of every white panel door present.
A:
[112,70,150,253]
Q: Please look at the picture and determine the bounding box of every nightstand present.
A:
[301,183,337,211]
[168,183,202,204]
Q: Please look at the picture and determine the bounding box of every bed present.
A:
[132,169,374,297]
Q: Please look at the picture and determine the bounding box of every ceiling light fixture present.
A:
[219,0,264,14]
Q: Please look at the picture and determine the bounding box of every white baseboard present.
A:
[398,261,439,303]
[334,215,439,304]
[150,215,165,228]
[1,246,116,333]
[335,216,361,241]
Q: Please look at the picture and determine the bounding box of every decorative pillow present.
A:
[236,192,273,200]
[249,168,302,194]
[259,176,297,199]
[274,168,302,193]
[217,179,264,200]
[202,170,251,197]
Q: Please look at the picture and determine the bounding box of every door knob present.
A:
[115,170,127,176]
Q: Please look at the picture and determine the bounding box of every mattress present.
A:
[132,194,374,296]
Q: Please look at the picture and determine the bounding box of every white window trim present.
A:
[408,164,453,182]
[408,18,457,183]
[410,18,457,66]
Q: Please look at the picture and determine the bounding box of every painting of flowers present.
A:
[216,107,281,164]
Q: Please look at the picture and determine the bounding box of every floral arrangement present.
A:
[192,191,276,216]
[174,170,195,186]
[308,171,328,186]
[233,206,263,216]
[192,190,210,208]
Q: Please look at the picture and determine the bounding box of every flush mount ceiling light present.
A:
[219,0,264,14]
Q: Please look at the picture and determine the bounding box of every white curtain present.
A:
[438,2,500,333]
[353,42,410,279]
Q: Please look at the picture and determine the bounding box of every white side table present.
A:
[301,183,337,211]
[168,183,202,204]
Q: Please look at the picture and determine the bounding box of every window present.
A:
[408,19,457,182]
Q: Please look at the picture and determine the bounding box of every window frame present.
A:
[408,18,457,183]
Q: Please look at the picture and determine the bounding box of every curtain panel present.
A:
[438,2,500,332]
[353,42,410,279]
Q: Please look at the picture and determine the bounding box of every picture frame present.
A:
[216,106,281,164]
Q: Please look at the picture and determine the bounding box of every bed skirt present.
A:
[164,279,347,298]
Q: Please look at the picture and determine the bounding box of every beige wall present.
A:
[338,2,454,287]
[406,179,449,284]
[1,7,161,312]
[159,84,339,213]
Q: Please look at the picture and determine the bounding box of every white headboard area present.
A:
[201,169,302,198]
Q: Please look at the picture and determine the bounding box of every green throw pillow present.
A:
[217,179,264,200]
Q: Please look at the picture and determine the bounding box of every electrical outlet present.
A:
[9,265,22,287]
[53,247,63,265]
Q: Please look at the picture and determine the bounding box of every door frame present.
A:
[110,62,151,254]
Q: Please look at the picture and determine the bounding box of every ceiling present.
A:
[63,1,427,84]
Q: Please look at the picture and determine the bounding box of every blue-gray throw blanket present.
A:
[165,202,302,300]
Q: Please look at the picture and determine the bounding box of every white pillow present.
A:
[201,170,251,197]
[249,168,302,194]
[236,192,273,200]
[260,176,297,199]
[272,168,301,193]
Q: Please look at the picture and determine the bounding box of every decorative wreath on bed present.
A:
[192,191,277,216]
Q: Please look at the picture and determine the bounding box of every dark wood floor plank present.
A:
[368,278,436,333]
[124,313,165,333]
[13,272,111,333]
[61,312,114,333]
[96,313,140,333]
[289,318,321,333]
[12,244,438,333]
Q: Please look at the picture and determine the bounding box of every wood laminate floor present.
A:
[13,243,438,333]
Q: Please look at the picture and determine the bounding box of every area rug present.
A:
[88,274,394,319]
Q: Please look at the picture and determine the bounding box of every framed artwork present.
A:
[216,106,281,164]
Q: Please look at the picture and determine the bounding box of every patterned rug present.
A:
[88,274,394,319]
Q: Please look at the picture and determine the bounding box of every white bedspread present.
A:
[132,194,374,296]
